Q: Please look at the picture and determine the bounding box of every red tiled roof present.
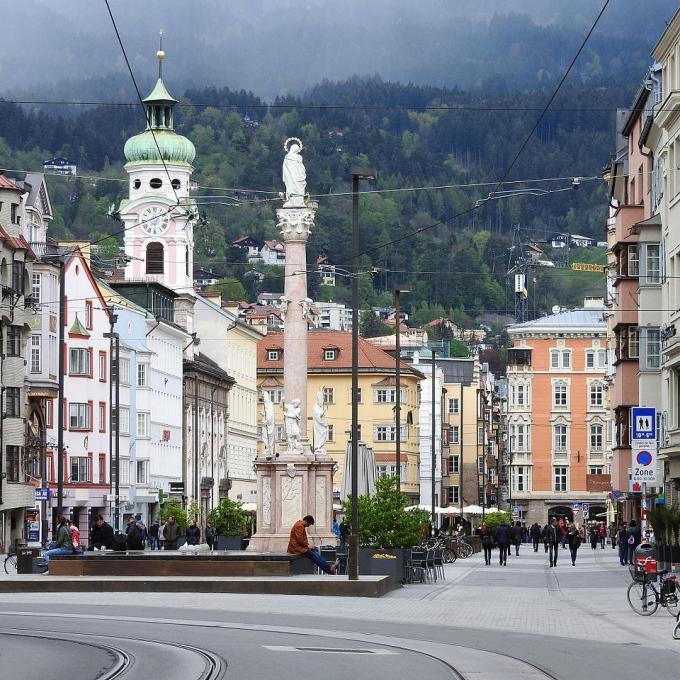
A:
[258,329,423,376]
[0,174,22,192]
[0,226,35,259]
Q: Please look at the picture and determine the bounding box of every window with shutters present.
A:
[146,242,164,274]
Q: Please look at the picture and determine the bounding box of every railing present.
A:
[28,242,61,260]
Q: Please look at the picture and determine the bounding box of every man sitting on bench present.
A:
[288,515,338,574]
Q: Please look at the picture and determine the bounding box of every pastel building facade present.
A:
[507,305,611,525]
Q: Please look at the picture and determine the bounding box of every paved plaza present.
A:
[2,544,680,678]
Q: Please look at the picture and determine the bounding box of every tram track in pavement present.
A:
[0,609,558,679]
[0,625,226,680]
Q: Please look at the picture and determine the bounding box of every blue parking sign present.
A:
[632,407,656,441]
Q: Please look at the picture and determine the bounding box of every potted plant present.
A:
[208,498,249,550]
[343,476,430,582]
[648,504,680,570]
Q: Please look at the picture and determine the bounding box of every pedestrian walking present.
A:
[159,521,166,550]
[512,521,523,556]
[541,522,551,553]
[494,520,512,566]
[589,525,598,550]
[567,523,581,565]
[617,522,629,565]
[521,524,529,544]
[480,521,493,565]
[598,523,607,549]
[545,518,561,567]
[609,523,617,550]
[149,520,160,550]
[626,519,642,565]
[206,520,217,550]
[529,522,541,552]
[558,518,567,548]
[162,516,180,550]
[135,514,148,548]
[186,519,201,546]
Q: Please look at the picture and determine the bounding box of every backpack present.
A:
[627,534,635,545]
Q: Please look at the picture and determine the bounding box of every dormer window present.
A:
[268,350,280,361]
[324,349,337,361]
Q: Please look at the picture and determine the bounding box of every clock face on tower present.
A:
[140,206,170,236]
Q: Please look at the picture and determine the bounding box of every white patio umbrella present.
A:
[436,506,461,515]
[340,442,377,500]
[462,504,484,515]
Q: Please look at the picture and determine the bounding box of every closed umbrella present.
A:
[340,442,377,501]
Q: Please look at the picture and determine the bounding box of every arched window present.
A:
[146,242,164,274]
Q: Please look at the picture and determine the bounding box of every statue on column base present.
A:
[312,389,330,459]
[282,398,304,455]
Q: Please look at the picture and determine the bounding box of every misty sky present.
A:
[1,0,676,99]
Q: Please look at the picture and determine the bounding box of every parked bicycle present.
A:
[627,570,680,617]
[3,549,17,574]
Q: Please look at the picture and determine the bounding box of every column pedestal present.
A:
[248,453,336,552]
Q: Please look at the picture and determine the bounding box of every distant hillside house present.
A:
[232,235,263,263]
[260,240,286,266]
[570,234,596,248]
[193,268,221,289]
[317,255,336,286]
[43,157,77,176]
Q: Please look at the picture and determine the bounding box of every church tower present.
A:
[119,41,197,293]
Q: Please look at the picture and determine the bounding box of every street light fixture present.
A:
[349,165,376,582]
[394,287,409,491]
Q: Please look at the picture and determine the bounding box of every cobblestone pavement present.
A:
[1,544,678,652]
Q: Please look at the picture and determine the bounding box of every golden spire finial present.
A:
[156,30,165,78]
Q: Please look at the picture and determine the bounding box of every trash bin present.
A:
[631,542,658,582]
[16,547,40,574]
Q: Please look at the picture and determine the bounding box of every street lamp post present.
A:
[394,287,409,492]
[104,320,120,532]
[349,165,376,582]
[56,257,65,524]
[431,348,437,533]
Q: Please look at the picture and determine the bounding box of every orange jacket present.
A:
[288,519,310,554]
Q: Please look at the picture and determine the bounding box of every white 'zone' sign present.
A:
[631,445,658,484]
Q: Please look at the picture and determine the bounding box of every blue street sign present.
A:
[632,407,656,441]
[572,502,580,511]
[35,487,51,502]
[582,502,590,516]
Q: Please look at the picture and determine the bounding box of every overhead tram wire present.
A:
[355,0,612,260]
[1,98,670,114]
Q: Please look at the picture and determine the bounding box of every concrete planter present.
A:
[216,536,244,551]
[359,548,406,583]
[658,544,680,571]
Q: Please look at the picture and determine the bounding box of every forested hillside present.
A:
[0,76,622,322]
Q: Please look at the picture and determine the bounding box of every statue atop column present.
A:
[312,390,329,456]
[282,137,307,208]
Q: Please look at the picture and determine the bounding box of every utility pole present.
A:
[349,166,376,582]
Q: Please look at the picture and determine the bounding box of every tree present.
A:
[449,339,469,358]
[159,501,188,532]
[208,278,247,301]
[360,309,392,338]
[342,476,430,548]
[208,498,249,536]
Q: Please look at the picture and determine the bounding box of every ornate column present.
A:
[248,139,335,552]
[278,205,316,448]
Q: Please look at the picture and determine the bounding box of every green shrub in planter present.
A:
[342,476,430,548]
[159,501,188,532]
[208,498,249,537]
[481,511,512,533]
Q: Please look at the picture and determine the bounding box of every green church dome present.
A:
[124,129,196,166]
